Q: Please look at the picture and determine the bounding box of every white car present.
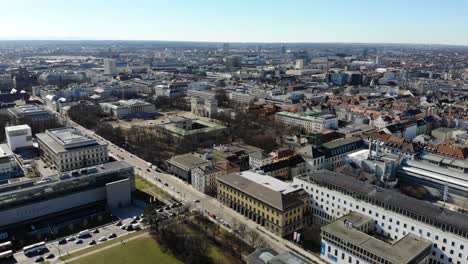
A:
[98,237,107,242]
[66,236,76,242]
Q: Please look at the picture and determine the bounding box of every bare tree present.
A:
[247,230,261,248]
[238,223,247,240]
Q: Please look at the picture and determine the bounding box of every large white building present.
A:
[294,171,468,264]
[275,112,338,133]
[100,99,156,119]
[5,125,33,151]
[36,127,108,172]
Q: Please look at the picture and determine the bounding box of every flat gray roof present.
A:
[167,153,210,171]
[322,212,431,264]
[36,128,105,153]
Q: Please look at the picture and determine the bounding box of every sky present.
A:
[1,0,468,45]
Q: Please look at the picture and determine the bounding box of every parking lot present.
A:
[13,216,147,264]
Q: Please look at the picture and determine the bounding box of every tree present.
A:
[247,230,261,248]
[215,89,230,107]
[68,102,104,129]
[238,223,247,240]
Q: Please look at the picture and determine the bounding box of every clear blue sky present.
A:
[1,0,468,45]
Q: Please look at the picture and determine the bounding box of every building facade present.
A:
[294,171,468,264]
[100,99,156,119]
[36,127,108,172]
[0,161,134,227]
[217,172,311,237]
[5,125,33,151]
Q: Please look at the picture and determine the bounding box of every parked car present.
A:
[35,256,44,263]
[108,233,117,239]
[88,240,96,245]
[46,254,55,259]
[98,237,107,242]
[75,239,83,244]
[66,236,76,242]
[58,239,67,245]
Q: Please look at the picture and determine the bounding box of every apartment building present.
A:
[36,127,108,172]
[217,171,311,237]
[191,165,226,194]
[294,171,468,264]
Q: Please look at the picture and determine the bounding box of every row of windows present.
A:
[300,178,468,239]
[306,184,468,263]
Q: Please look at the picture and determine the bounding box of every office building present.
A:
[217,171,311,237]
[275,112,338,133]
[0,161,134,227]
[320,211,432,264]
[103,58,117,75]
[5,125,33,151]
[294,171,468,264]
[36,127,108,172]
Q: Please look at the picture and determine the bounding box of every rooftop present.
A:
[36,127,105,153]
[166,153,210,171]
[218,172,304,211]
[296,170,468,236]
[321,137,362,150]
[8,104,51,117]
[276,111,334,122]
[5,124,31,132]
[322,212,432,264]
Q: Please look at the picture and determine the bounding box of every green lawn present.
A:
[135,176,153,190]
[61,229,148,260]
[70,236,181,264]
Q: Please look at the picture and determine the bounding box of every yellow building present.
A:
[217,172,311,237]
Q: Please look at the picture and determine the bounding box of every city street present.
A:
[65,118,324,263]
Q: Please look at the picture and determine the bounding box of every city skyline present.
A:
[1,0,468,46]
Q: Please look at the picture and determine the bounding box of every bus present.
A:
[0,241,11,251]
[78,229,91,238]
[0,250,13,259]
[22,241,46,256]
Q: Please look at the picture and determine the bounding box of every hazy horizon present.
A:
[2,0,468,46]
